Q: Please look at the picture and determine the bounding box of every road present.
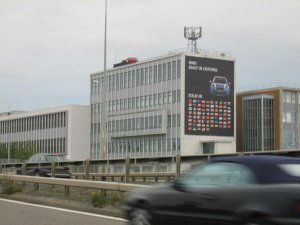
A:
[0,198,128,225]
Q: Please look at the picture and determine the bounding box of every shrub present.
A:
[90,191,106,207]
[90,191,123,207]
[2,177,22,195]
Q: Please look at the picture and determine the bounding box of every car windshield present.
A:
[180,162,257,187]
[214,77,227,83]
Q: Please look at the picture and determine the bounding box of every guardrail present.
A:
[2,150,300,183]
[0,174,146,196]
[72,172,176,183]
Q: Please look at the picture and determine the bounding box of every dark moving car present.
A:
[124,155,300,225]
[16,154,71,178]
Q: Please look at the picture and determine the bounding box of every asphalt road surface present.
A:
[0,198,128,225]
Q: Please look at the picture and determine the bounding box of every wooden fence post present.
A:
[125,157,130,183]
[176,154,181,179]
[51,161,55,178]
[22,163,27,175]
[64,185,70,195]
[85,159,90,180]
[101,166,106,181]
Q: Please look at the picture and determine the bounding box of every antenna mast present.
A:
[184,26,202,53]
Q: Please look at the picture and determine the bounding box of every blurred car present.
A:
[124,155,300,225]
[16,153,71,178]
[209,76,231,96]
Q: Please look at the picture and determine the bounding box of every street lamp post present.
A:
[101,0,108,160]
[0,102,11,163]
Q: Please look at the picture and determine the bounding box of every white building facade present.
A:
[0,105,90,161]
[90,52,236,160]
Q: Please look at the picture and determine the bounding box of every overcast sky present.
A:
[0,0,299,112]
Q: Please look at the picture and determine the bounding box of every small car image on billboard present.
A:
[209,76,231,96]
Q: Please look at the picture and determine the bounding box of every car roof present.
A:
[211,155,300,184]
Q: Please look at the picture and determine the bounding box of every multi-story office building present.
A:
[237,85,300,152]
[0,105,90,161]
[90,51,236,160]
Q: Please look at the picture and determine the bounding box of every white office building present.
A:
[90,51,236,160]
[0,105,90,161]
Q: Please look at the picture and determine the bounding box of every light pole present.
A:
[0,102,11,163]
[101,0,108,160]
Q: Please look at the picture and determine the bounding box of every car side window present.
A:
[182,162,257,187]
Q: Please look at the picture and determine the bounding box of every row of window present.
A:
[283,91,300,104]
[109,115,163,133]
[91,114,178,134]
[101,60,181,92]
[0,112,67,134]
[283,112,298,123]
[2,138,66,154]
[91,90,181,114]
[107,137,181,154]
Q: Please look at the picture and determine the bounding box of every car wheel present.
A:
[130,208,152,225]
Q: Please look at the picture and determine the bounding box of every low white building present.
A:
[0,105,90,161]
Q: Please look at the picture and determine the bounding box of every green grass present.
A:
[2,178,22,195]
[90,191,123,207]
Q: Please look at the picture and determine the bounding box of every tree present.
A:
[0,143,34,161]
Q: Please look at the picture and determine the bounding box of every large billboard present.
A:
[185,56,234,136]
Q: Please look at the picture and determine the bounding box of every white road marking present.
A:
[0,198,128,222]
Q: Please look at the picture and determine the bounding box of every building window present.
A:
[120,73,124,89]
[149,95,153,106]
[124,99,128,110]
[136,69,140,86]
[163,63,167,81]
[177,90,181,102]
[112,74,116,90]
[177,60,181,78]
[116,73,120,90]
[154,94,158,106]
[141,68,145,85]
[203,142,214,154]
[154,65,158,83]
[168,91,172,104]
[136,96,140,108]
[172,61,177,79]
[132,70,136,87]
[158,93,163,105]
[168,62,172,80]
[140,96,144,108]
[128,98,132,109]
[158,64,162,82]
[172,91,177,103]
[128,71,131,88]
[149,66,153,83]
[163,92,167,104]
[145,67,149,85]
